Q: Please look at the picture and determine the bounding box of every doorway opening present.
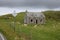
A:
[36,20,38,24]
[31,19,33,22]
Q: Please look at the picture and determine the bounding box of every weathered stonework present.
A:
[24,12,45,24]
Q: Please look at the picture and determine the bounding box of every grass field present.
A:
[0,11,60,40]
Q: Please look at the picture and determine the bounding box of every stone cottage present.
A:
[24,12,45,24]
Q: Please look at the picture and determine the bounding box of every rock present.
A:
[24,24,27,26]
[0,33,6,40]
[34,25,37,28]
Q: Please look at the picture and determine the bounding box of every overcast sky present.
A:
[0,0,60,15]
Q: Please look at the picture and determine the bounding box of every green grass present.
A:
[0,11,60,40]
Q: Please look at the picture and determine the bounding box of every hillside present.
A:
[0,11,60,40]
[43,11,60,21]
[1,11,60,22]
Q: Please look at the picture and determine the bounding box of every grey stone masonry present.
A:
[24,12,45,24]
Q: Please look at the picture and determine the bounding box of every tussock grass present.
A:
[0,11,60,40]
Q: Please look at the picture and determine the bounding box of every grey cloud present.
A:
[0,0,60,9]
